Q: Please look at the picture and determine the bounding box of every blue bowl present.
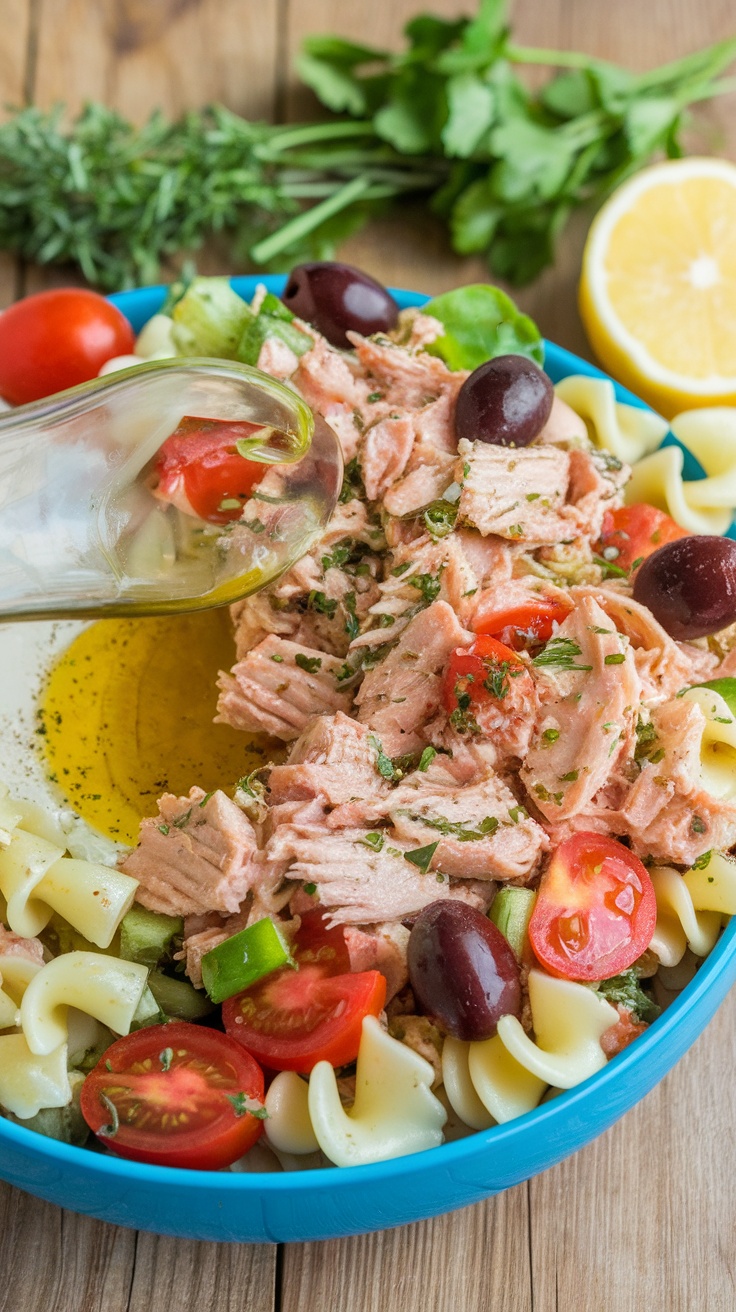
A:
[1,275,734,1242]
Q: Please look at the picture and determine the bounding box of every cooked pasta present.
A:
[0,953,42,1029]
[0,1034,70,1120]
[467,1034,547,1125]
[20,951,149,1056]
[307,1016,446,1168]
[493,972,618,1091]
[554,375,668,463]
[265,1071,320,1155]
[680,687,736,801]
[625,407,736,535]
[650,865,724,967]
[0,786,138,947]
[441,1035,495,1130]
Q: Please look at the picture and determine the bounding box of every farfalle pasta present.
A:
[554,374,668,463]
[626,406,736,535]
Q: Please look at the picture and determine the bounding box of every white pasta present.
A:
[649,865,723,967]
[679,687,736,801]
[0,784,138,947]
[307,1016,446,1168]
[493,971,618,1091]
[467,1034,547,1125]
[20,951,149,1056]
[0,952,42,1029]
[265,1071,320,1155]
[0,1034,70,1119]
[683,850,736,915]
[625,407,736,535]
[554,375,668,464]
[441,1035,495,1130]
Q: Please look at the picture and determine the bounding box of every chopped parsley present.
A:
[321,538,355,571]
[343,591,360,641]
[692,850,713,870]
[404,841,439,873]
[339,456,365,504]
[335,661,358,683]
[303,882,317,896]
[604,653,626,665]
[559,770,579,783]
[295,653,322,673]
[399,811,499,841]
[199,791,214,807]
[408,570,443,606]
[391,561,412,577]
[593,553,629,580]
[227,1093,269,1120]
[542,728,560,745]
[482,656,520,700]
[691,815,707,835]
[357,831,385,852]
[369,734,396,780]
[508,805,528,824]
[236,769,266,801]
[172,808,192,829]
[532,638,592,672]
[423,498,458,540]
[270,653,284,663]
[597,969,661,1024]
[367,391,384,403]
[157,823,170,836]
[307,590,338,619]
[418,746,437,772]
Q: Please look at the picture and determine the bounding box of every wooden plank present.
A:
[31,0,281,123]
[0,1184,136,1312]
[528,988,736,1312]
[0,0,31,306]
[281,1185,532,1312]
[127,1232,277,1312]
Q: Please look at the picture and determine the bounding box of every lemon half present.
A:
[580,157,736,418]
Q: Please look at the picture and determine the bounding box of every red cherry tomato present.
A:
[222,912,386,1073]
[597,504,687,573]
[80,1022,265,1170]
[473,598,573,651]
[528,833,657,982]
[0,289,135,404]
[442,634,529,723]
[153,416,268,523]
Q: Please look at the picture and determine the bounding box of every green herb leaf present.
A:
[295,653,322,673]
[404,841,440,873]
[425,283,543,369]
[597,968,661,1024]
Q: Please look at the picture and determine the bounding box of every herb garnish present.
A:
[532,638,593,672]
[404,842,440,873]
[398,811,499,841]
[295,653,322,673]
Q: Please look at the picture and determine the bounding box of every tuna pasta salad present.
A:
[3,264,736,1172]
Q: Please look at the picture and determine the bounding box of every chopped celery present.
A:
[236,311,312,367]
[489,887,536,961]
[147,969,215,1020]
[201,917,294,1004]
[258,290,296,321]
[171,276,253,358]
[119,905,183,969]
[131,984,165,1030]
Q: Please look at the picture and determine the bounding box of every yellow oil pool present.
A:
[38,609,267,845]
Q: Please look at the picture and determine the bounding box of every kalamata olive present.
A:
[454,354,554,448]
[281,262,399,349]
[632,534,736,640]
[407,900,521,1042]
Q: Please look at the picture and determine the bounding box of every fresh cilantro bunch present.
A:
[299,0,736,283]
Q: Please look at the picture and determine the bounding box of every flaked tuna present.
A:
[359,414,415,500]
[350,332,466,410]
[121,787,261,917]
[0,925,44,966]
[267,712,390,825]
[265,820,492,924]
[521,596,640,822]
[355,600,472,755]
[388,768,548,881]
[455,441,627,545]
[216,635,353,741]
[343,922,410,1001]
[611,696,736,865]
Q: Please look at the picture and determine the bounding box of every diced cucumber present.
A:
[489,887,536,960]
[119,905,183,968]
[147,969,215,1020]
[236,313,312,367]
[201,917,294,1004]
[171,276,253,359]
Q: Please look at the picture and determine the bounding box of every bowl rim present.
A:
[2,273,733,1194]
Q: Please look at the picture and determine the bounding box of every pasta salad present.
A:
[3,264,736,1172]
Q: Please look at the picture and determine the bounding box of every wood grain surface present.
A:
[1,2,736,1309]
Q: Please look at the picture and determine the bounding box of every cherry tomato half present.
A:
[442,635,530,726]
[597,504,687,574]
[528,833,656,982]
[223,912,386,1073]
[80,1021,265,1170]
[153,416,270,523]
[473,598,572,651]
[0,289,135,405]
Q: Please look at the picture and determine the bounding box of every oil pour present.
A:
[0,358,342,620]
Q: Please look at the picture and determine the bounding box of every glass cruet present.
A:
[0,358,342,621]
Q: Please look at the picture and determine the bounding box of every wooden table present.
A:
[2,3,736,1309]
